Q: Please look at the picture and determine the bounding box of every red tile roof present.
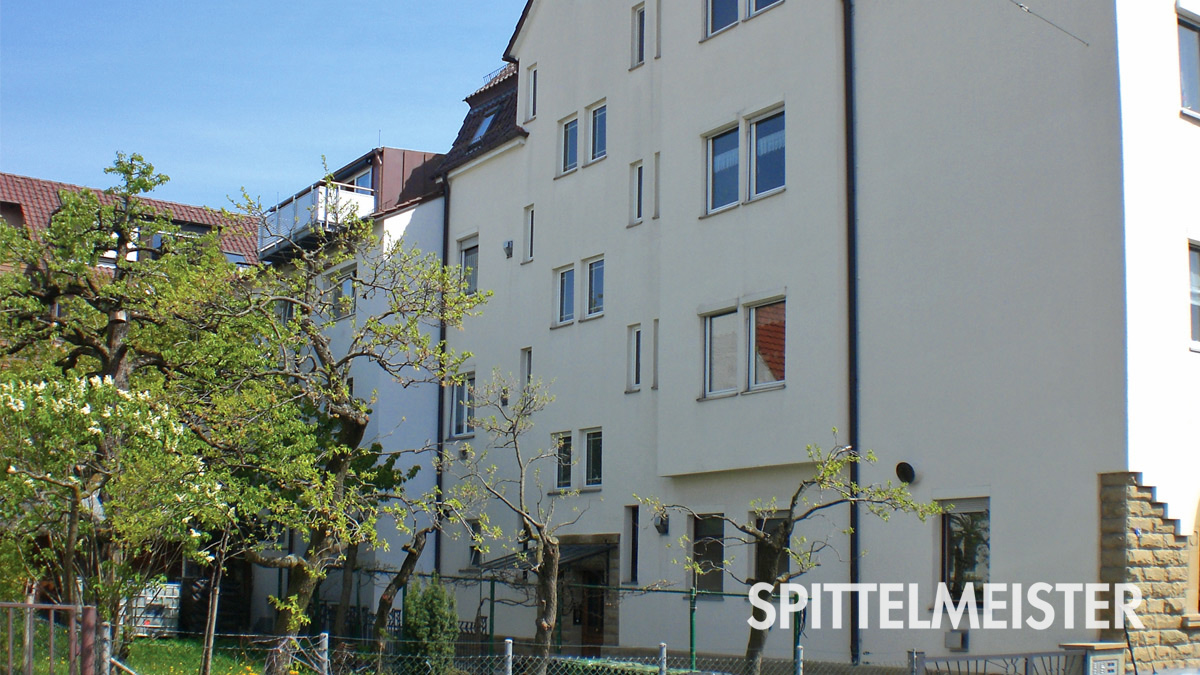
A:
[0,171,257,262]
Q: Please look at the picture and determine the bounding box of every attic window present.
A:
[471,112,498,145]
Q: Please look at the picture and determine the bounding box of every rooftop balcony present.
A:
[258,181,375,261]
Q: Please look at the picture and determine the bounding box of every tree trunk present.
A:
[373,529,427,649]
[62,489,81,607]
[200,532,229,675]
[744,532,787,675]
[265,559,322,675]
[332,541,359,640]
[531,542,560,675]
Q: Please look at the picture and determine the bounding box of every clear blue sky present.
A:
[0,1,527,209]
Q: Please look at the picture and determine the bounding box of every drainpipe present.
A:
[434,176,451,574]
[841,0,863,666]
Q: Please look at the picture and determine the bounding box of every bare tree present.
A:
[453,374,587,674]
[644,441,939,675]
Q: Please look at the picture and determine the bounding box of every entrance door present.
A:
[579,570,605,656]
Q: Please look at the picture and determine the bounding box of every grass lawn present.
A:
[125,637,265,675]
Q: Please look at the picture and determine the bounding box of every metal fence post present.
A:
[794,645,803,675]
[659,642,667,675]
[504,638,513,675]
[318,632,330,675]
[100,623,112,675]
[907,650,925,675]
[80,607,97,675]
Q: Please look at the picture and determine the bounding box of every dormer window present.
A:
[471,112,498,145]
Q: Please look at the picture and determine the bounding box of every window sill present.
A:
[1182,614,1200,630]
[1182,108,1200,125]
[449,433,476,441]
[700,203,739,220]
[746,186,786,204]
[744,382,786,395]
[698,390,739,402]
[625,387,642,394]
[581,485,602,493]
[521,257,534,265]
[581,312,605,322]
[551,320,575,330]
[627,219,644,229]
[1190,341,1200,353]
[555,167,579,180]
[629,62,645,72]
[584,154,608,168]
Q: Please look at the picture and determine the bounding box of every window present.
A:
[633,5,647,66]
[707,0,738,35]
[460,238,479,294]
[468,519,483,567]
[752,0,783,14]
[705,311,739,395]
[352,169,372,193]
[528,66,538,119]
[693,515,724,592]
[749,300,785,387]
[584,430,603,486]
[1190,245,1200,344]
[451,373,475,437]
[626,505,640,584]
[631,162,644,224]
[555,432,572,488]
[521,347,533,385]
[562,119,579,172]
[1181,21,1200,114]
[587,258,605,316]
[557,266,576,323]
[751,111,785,196]
[591,105,607,161]
[524,206,535,261]
[753,516,790,583]
[708,128,739,212]
[470,111,497,145]
[940,499,990,604]
[628,324,643,391]
[329,266,356,319]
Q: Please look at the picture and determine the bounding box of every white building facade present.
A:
[435,0,1200,669]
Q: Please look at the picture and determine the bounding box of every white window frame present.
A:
[520,347,533,385]
[705,0,739,37]
[589,103,608,162]
[1180,20,1200,115]
[554,431,573,489]
[523,205,535,262]
[329,265,356,320]
[527,65,539,121]
[627,324,643,392]
[749,0,784,18]
[586,257,605,317]
[561,117,579,173]
[556,265,576,325]
[1190,243,1200,348]
[630,161,645,225]
[584,428,603,487]
[459,236,479,295]
[633,4,647,67]
[706,125,740,213]
[749,109,786,198]
[451,372,475,438]
[703,309,740,396]
[747,298,786,390]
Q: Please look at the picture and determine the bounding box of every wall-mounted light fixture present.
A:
[502,240,514,258]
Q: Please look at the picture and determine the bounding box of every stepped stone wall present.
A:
[1098,472,1199,671]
